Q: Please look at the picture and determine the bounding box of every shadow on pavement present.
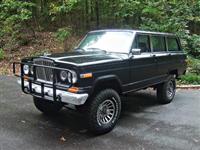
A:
[34,89,159,138]
[121,89,159,113]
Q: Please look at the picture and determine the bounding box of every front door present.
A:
[128,34,157,91]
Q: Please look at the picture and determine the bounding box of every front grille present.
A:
[33,58,55,82]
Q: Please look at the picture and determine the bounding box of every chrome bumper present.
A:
[18,80,88,105]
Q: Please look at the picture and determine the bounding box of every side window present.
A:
[167,37,180,51]
[151,35,166,52]
[133,34,150,53]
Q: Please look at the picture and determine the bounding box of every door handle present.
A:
[152,54,157,62]
[152,54,156,58]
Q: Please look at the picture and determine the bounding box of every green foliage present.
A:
[55,27,72,42]
[179,57,200,84]
[49,0,79,21]
[122,0,200,58]
[185,34,200,58]
[0,0,200,58]
[0,48,5,60]
[102,0,200,59]
[0,0,35,48]
[187,57,200,74]
[115,0,141,18]
[180,73,200,85]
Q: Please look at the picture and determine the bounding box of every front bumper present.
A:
[18,80,88,105]
[13,62,89,106]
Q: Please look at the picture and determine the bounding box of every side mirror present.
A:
[131,48,141,55]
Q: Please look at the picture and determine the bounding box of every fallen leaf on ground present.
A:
[60,136,66,142]
[193,138,199,143]
[21,120,26,123]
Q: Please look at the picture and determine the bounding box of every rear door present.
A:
[166,36,186,76]
[151,35,171,78]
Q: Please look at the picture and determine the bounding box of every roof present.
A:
[89,29,175,36]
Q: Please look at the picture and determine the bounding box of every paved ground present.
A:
[0,76,200,150]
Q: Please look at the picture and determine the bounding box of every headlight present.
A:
[60,71,68,81]
[23,65,29,74]
[68,71,77,84]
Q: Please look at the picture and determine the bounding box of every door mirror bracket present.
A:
[130,48,141,56]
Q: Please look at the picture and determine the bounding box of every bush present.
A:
[187,57,200,74]
[54,27,72,42]
[0,48,5,60]
[180,73,200,85]
[185,34,200,58]
[179,57,200,85]
[0,0,35,50]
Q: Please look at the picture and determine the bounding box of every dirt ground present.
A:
[0,32,64,75]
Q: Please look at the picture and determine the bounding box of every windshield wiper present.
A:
[75,47,86,52]
[86,47,107,53]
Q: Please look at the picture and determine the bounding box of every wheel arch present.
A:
[90,75,123,96]
[169,69,178,78]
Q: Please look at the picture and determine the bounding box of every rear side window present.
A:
[151,36,166,52]
[167,37,180,51]
[133,34,150,53]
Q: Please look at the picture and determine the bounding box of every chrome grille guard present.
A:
[13,61,75,102]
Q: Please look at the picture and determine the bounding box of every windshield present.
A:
[78,31,134,53]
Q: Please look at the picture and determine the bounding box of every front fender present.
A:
[90,74,123,95]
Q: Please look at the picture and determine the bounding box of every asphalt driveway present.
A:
[0,76,200,150]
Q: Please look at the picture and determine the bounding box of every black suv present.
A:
[13,29,187,134]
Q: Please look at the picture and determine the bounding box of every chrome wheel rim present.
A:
[97,99,116,125]
[167,81,174,99]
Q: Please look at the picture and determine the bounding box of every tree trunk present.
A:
[95,0,100,29]
[85,0,90,30]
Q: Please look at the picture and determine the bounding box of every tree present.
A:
[0,0,35,50]
[0,0,200,57]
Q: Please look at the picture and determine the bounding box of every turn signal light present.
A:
[80,73,93,78]
[68,87,79,93]
[23,75,29,81]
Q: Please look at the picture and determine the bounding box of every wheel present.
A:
[33,97,63,114]
[157,75,176,104]
[87,89,121,135]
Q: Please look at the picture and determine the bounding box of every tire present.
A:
[157,75,176,104]
[33,97,63,114]
[87,89,121,135]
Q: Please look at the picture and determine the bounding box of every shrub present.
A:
[0,0,35,49]
[185,34,200,58]
[180,73,200,85]
[54,27,72,42]
[179,57,200,84]
[187,57,200,74]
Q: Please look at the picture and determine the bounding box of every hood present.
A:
[40,51,127,66]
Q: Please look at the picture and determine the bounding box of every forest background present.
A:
[0,0,200,84]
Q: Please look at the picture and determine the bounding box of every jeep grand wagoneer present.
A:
[13,29,187,134]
